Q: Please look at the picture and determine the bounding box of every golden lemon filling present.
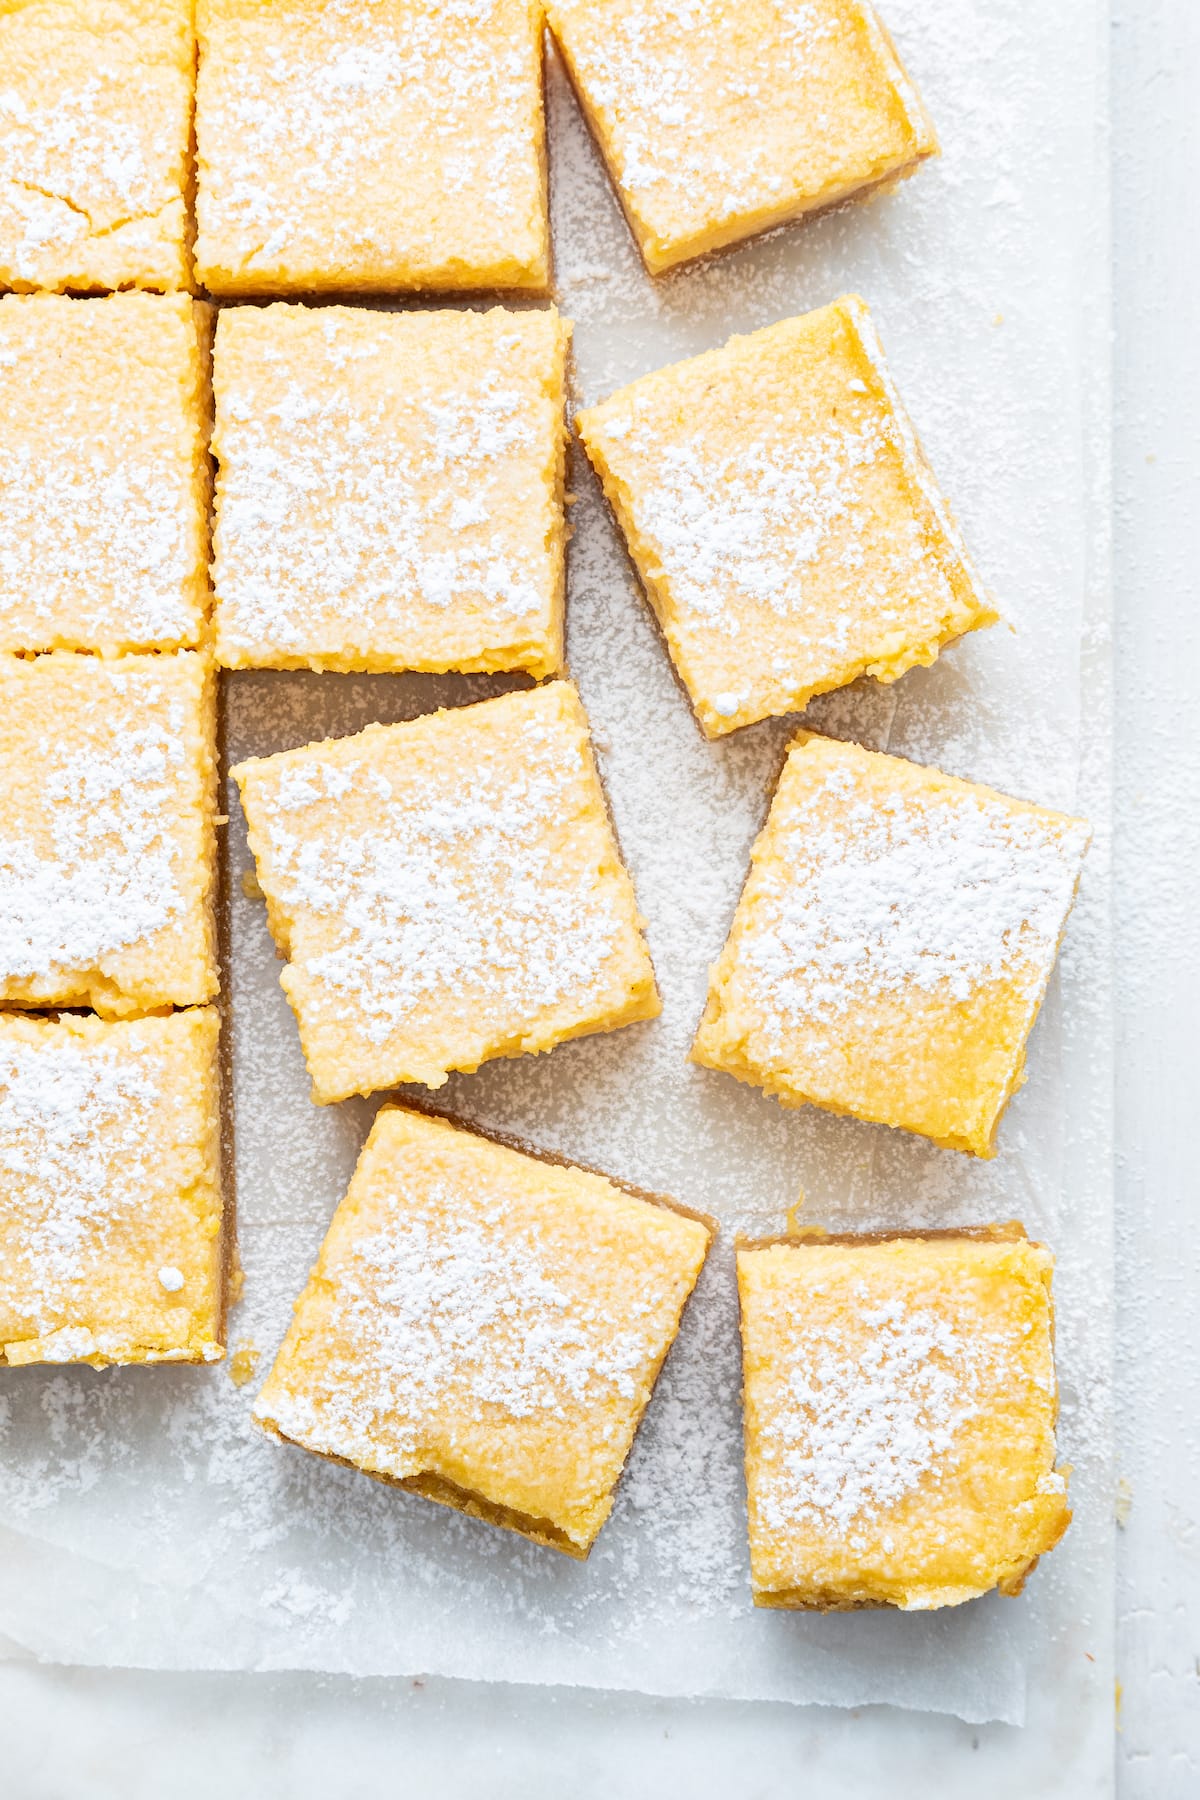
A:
[0,1007,225,1368]
[547,0,937,274]
[194,0,549,295]
[737,1229,1071,1609]
[212,304,569,677]
[693,731,1089,1155]
[0,293,211,655]
[0,650,218,1018]
[234,682,660,1104]
[0,0,194,294]
[578,297,996,739]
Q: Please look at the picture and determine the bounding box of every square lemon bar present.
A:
[693,732,1090,1156]
[212,305,570,676]
[255,1104,712,1554]
[0,650,219,1018]
[194,0,549,295]
[546,0,937,275]
[577,297,996,738]
[0,0,194,294]
[0,293,211,655]
[737,1227,1071,1609]
[234,682,659,1103]
[0,1007,226,1368]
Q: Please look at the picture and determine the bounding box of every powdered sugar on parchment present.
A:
[0,0,1110,1731]
[0,445,198,646]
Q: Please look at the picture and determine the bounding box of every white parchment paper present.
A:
[0,0,1111,1726]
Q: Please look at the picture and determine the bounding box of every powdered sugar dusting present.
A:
[741,751,1090,1035]
[0,296,205,652]
[0,1031,160,1339]
[0,1013,217,1364]
[0,663,197,988]
[258,1176,676,1479]
[0,447,198,648]
[613,415,896,621]
[758,1286,987,1538]
[239,690,645,1074]
[0,4,190,288]
[549,0,930,258]
[213,308,562,665]
[196,0,544,284]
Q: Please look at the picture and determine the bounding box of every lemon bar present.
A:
[233,682,659,1104]
[255,1105,712,1554]
[737,1227,1071,1609]
[194,0,549,295]
[546,0,937,276]
[0,1007,225,1367]
[212,304,570,676]
[692,732,1090,1156]
[0,0,194,294]
[577,297,996,738]
[0,651,219,1017]
[0,293,211,655]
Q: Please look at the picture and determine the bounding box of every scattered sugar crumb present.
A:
[229,1339,261,1388]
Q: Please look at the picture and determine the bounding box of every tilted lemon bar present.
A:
[194,0,549,295]
[0,292,211,655]
[693,732,1090,1156]
[0,651,219,1017]
[255,1105,712,1555]
[0,0,194,294]
[0,1008,226,1368]
[737,1227,1071,1610]
[546,0,937,275]
[577,297,996,738]
[233,682,659,1104]
[212,304,570,676]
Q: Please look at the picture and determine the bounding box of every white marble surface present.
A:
[4,0,1196,1790]
[1111,3,1200,1795]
